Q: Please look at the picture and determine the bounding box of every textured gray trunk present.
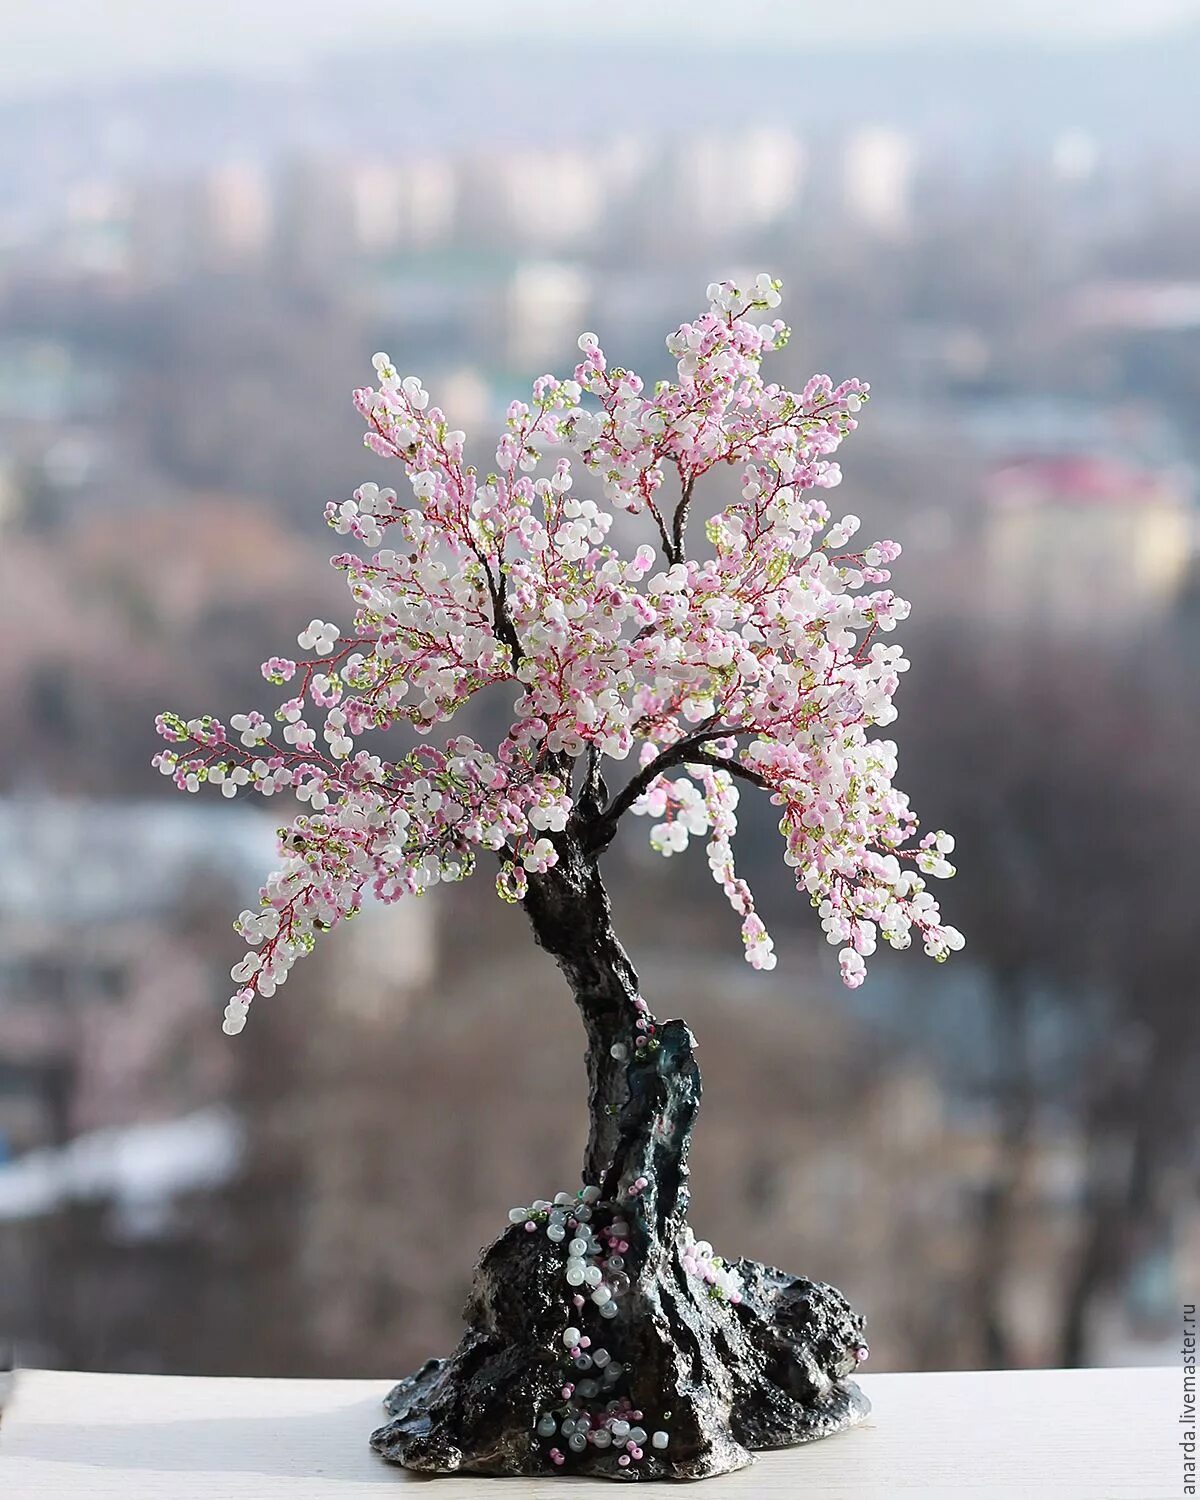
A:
[371,835,870,1481]
[520,838,646,1188]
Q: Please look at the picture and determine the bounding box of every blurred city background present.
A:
[1,3,1198,1382]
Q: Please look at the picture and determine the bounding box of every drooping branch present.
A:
[584,728,767,855]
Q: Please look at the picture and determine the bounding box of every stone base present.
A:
[370,1223,869,1482]
[372,1019,869,1481]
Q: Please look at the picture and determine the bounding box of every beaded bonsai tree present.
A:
[155,276,960,1481]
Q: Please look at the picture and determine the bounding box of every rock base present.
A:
[371,1019,869,1482]
[370,1225,868,1481]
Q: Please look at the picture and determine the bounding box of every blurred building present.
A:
[273,156,359,282]
[980,454,1194,636]
[347,157,457,255]
[498,147,606,250]
[0,799,273,1154]
[1072,278,1200,333]
[648,128,804,251]
[204,162,273,270]
[841,126,914,238]
[0,798,435,1157]
[506,260,593,370]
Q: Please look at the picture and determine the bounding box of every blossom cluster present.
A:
[678,1227,744,1305]
[155,275,959,1032]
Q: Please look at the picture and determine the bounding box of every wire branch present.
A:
[645,496,674,563]
[668,474,696,565]
[685,750,771,792]
[480,557,522,669]
[584,726,765,854]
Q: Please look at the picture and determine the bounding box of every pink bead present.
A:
[618,1455,630,1467]
[561,1385,573,1399]
[573,1295,585,1307]
[580,1336,591,1348]
[524,1222,536,1232]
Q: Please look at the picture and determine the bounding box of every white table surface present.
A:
[0,1365,1176,1498]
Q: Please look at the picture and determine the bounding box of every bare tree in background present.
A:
[904,618,1200,1367]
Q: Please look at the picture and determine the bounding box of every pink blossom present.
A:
[154,277,959,1034]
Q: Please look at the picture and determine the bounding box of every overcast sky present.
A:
[3,0,1199,97]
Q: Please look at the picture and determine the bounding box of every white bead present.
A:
[629,1426,647,1445]
[581,1185,601,1204]
[537,1416,557,1437]
[611,1420,630,1440]
[565,1264,585,1287]
[592,1429,612,1449]
[554,1192,573,1206]
[599,1301,619,1318]
[591,1285,612,1306]
[652,1431,669,1450]
[563,1327,581,1348]
[610,1042,628,1060]
[568,1238,588,1257]
[547,1225,566,1243]
[508,1208,528,1224]
[592,1349,610,1367]
[584,1266,603,1287]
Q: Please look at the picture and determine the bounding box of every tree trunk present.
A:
[520,835,643,1187]
[371,837,870,1481]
